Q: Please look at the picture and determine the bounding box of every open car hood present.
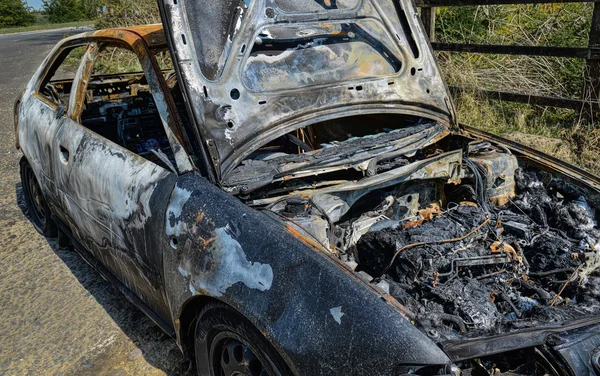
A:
[159,0,456,180]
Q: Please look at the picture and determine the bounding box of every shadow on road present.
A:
[15,182,194,376]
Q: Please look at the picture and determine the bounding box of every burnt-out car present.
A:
[14,0,600,375]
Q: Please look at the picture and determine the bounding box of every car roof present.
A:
[70,24,166,49]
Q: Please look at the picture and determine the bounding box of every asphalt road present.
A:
[0,28,192,376]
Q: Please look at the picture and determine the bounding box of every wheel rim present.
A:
[25,167,46,226]
[211,334,270,376]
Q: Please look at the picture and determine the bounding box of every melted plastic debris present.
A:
[354,169,600,338]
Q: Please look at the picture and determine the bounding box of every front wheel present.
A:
[20,157,57,237]
[194,303,292,376]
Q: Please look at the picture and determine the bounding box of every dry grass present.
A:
[446,69,600,174]
[93,46,143,75]
[448,88,600,175]
[435,3,600,175]
[95,0,160,29]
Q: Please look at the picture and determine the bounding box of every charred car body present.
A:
[14,0,600,375]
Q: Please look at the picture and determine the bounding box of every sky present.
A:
[25,0,44,10]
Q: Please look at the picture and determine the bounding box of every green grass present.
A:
[431,3,600,175]
[0,20,94,35]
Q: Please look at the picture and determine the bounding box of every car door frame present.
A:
[50,32,197,324]
[74,34,195,174]
[17,38,91,215]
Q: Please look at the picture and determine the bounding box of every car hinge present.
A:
[206,139,221,178]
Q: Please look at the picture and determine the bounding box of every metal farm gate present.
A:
[417,0,600,114]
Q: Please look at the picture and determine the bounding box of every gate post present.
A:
[421,7,436,42]
[583,1,600,116]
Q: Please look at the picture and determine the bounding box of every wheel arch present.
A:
[176,294,295,373]
[20,155,46,199]
[177,294,221,357]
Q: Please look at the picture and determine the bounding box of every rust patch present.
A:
[286,223,329,253]
[490,241,522,263]
[404,204,442,229]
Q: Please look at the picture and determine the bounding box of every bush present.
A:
[95,0,159,29]
[42,0,100,23]
[0,0,36,28]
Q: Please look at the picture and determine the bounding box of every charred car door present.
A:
[17,41,89,213]
[51,36,192,321]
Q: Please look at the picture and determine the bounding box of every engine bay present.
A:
[237,118,600,346]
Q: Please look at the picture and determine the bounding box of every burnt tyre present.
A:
[194,303,291,376]
[20,157,57,237]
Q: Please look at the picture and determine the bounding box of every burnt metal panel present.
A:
[162,172,451,375]
[158,0,456,181]
[552,323,600,375]
[52,118,178,319]
[440,317,600,361]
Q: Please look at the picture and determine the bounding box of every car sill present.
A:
[52,214,176,337]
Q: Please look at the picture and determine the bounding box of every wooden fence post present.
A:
[583,1,600,115]
[421,7,436,41]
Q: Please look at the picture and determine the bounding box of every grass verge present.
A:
[453,92,600,175]
[0,20,94,35]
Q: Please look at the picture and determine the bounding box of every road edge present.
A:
[0,26,94,37]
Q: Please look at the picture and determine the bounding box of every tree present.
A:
[42,0,94,23]
[81,0,101,20]
[0,0,36,28]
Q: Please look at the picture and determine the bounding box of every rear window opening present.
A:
[38,45,88,109]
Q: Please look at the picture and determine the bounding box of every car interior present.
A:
[39,44,187,171]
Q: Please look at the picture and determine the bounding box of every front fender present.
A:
[164,173,450,375]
